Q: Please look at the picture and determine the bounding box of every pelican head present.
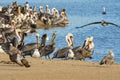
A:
[42,34,49,41]
[46,5,49,8]
[50,31,57,45]
[36,33,40,39]
[40,6,43,9]
[86,36,94,49]
[88,36,93,43]
[11,20,16,24]
[16,29,22,36]
[36,33,39,37]
[66,33,74,47]
[41,34,48,47]
[109,50,114,57]
[53,8,56,11]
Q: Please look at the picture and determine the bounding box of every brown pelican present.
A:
[0,43,30,67]
[22,33,48,57]
[40,31,57,59]
[75,20,120,28]
[32,33,40,58]
[52,33,74,59]
[74,37,94,60]
[8,43,30,67]
[100,50,114,65]
[22,33,40,57]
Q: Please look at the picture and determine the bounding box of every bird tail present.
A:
[21,58,30,68]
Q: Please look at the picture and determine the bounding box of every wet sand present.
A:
[0,53,120,80]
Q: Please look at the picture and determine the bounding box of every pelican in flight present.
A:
[76,20,120,28]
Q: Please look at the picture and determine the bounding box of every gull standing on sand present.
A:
[100,50,114,65]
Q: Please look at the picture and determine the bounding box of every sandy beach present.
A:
[0,53,119,80]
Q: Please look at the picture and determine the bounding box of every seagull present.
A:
[102,7,106,15]
[75,20,120,28]
[100,50,114,65]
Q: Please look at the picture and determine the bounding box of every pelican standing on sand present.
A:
[40,31,57,59]
[22,33,40,57]
[32,33,40,58]
[52,33,74,59]
[100,50,114,65]
[74,36,94,60]
[8,43,30,67]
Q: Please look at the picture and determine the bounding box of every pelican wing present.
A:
[53,47,70,58]
[75,22,101,29]
[100,54,113,65]
[107,22,120,28]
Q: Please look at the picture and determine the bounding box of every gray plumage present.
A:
[52,47,70,59]
[100,50,114,65]
[8,44,30,67]
[40,32,57,59]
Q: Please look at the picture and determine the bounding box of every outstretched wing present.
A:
[107,22,120,28]
[75,22,101,29]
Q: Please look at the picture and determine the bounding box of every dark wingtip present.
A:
[75,27,82,29]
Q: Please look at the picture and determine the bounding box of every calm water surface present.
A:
[1,0,120,63]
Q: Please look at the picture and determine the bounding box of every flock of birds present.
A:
[0,2,115,68]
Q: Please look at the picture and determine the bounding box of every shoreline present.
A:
[0,53,120,80]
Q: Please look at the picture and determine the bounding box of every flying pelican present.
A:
[100,50,114,65]
[75,20,120,28]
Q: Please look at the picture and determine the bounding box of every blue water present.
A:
[1,0,120,63]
